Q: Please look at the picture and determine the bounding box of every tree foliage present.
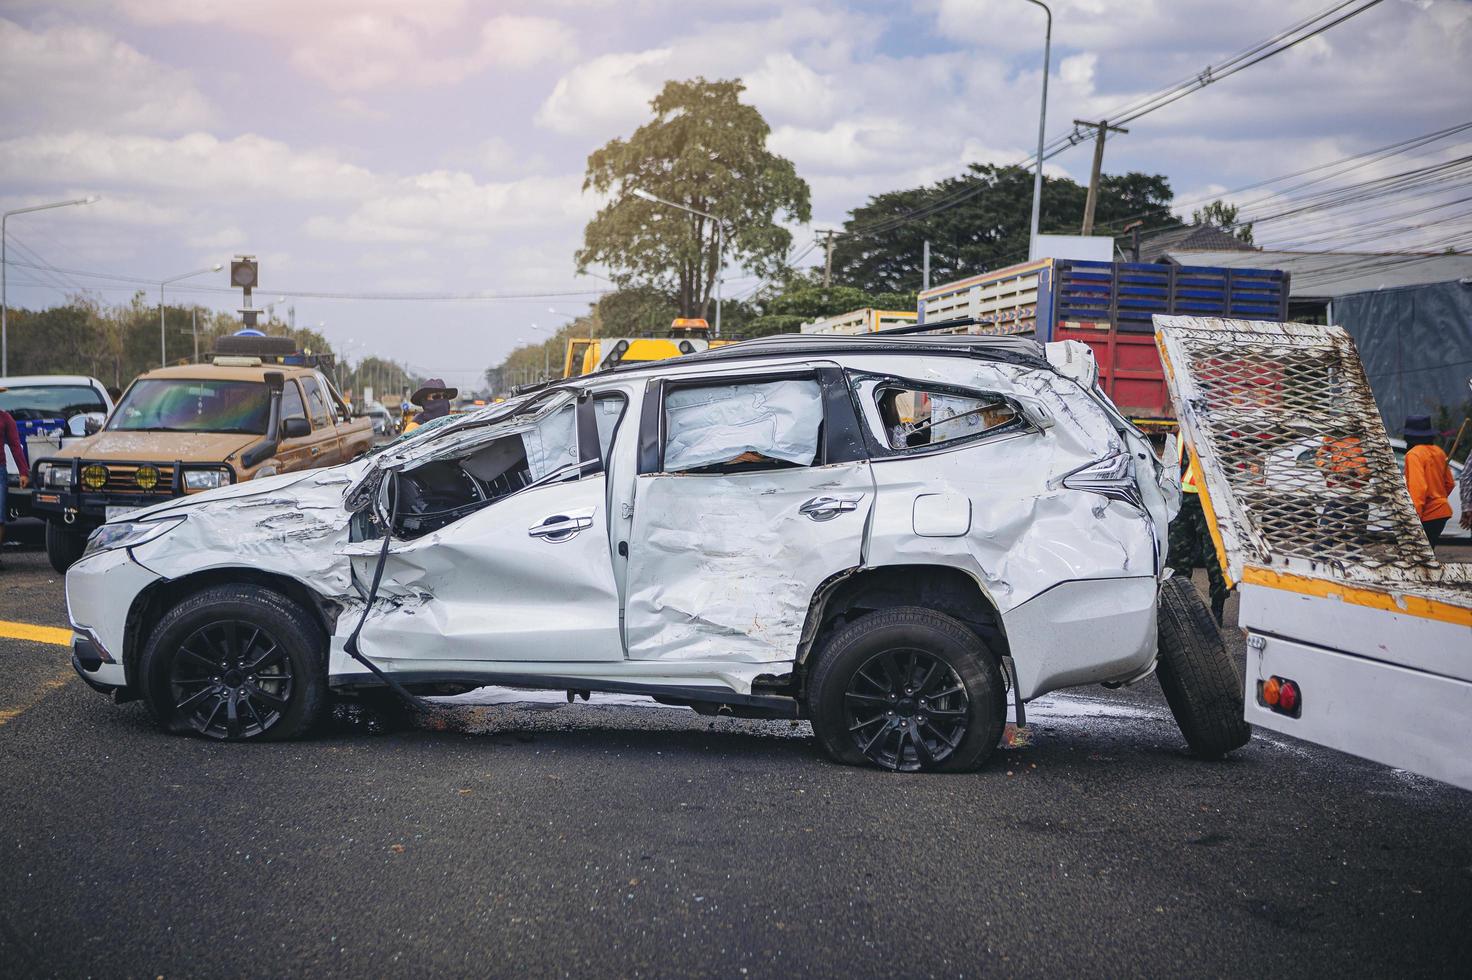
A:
[3,293,412,403]
[739,272,917,339]
[577,78,811,318]
[1192,199,1254,244]
[830,164,1180,294]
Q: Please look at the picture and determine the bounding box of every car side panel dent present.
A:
[1004,577,1159,698]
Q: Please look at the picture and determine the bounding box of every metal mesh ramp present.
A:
[1154,315,1469,595]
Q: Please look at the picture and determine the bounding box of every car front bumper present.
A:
[65,546,164,694]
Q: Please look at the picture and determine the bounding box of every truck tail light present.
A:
[1257,675,1301,718]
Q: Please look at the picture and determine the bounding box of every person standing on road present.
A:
[401,378,457,435]
[0,395,32,565]
[1402,415,1455,546]
[1168,439,1230,624]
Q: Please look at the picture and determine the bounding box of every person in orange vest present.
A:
[402,378,457,435]
[1401,415,1455,546]
[1315,430,1371,545]
[1168,439,1229,624]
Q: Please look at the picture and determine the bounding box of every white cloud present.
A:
[0,18,214,136]
[0,131,378,200]
[535,48,673,136]
[744,53,838,125]
[102,1,573,92]
[304,171,591,245]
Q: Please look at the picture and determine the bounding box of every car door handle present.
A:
[310,446,321,456]
[529,513,594,542]
[799,494,863,522]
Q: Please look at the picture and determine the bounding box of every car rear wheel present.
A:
[808,607,1006,772]
[139,585,326,741]
[1155,575,1252,759]
[45,520,87,573]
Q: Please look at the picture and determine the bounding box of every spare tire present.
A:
[1155,575,1251,759]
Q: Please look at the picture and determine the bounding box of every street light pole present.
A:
[160,264,222,367]
[2,195,99,376]
[631,188,725,338]
[1022,0,1052,260]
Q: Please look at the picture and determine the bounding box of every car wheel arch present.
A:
[797,563,1011,672]
[123,567,339,681]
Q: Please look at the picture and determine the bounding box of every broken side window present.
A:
[867,380,1020,452]
[593,392,628,462]
[392,400,586,538]
[662,378,823,474]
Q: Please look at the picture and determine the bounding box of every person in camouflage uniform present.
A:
[1169,444,1230,624]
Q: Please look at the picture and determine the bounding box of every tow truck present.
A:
[1155,315,1472,791]
[562,318,735,378]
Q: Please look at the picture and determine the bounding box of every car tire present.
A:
[807,606,1006,772]
[139,585,327,741]
[45,521,88,573]
[1155,575,1251,759]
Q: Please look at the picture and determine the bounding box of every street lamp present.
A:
[2,195,99,376]
[160,265,222,367]
[1021,0,1052,260]
[631,187,725,337]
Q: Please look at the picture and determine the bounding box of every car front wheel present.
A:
[139,585,326,741]
[808,607,1007,772]
[45,520,88,573]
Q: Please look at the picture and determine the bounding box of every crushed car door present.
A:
[348,392,626,664]
[623,367,874,663]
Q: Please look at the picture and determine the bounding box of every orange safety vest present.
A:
[1315,435,1369,489]
[1178,438,1200,494]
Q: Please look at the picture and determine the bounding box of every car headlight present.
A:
[182,468,232,491]
[83,516,185,558]
[38,462,74,489]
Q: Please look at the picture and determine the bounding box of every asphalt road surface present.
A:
[2,530,1469,978]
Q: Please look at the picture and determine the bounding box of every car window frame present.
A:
[300,375,331,428]
[636,366,866,476]
[279,379,309,427]
[847,370,1032,461]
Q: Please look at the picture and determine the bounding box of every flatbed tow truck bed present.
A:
[1156,315,1472,791]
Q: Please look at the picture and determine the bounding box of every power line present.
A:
[837,0,1389,241]
[0,257,611,303]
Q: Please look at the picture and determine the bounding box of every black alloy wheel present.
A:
[844,648,970,771]
[140,585,326,741]
[170,620,295,739]
[808,606,1005,773]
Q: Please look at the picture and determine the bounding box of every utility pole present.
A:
[1074,119,1129,236]
[822,230,837,287]
[922,240,931,292]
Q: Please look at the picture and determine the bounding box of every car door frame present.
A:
[621,362,873,663]
[345,388,628,666]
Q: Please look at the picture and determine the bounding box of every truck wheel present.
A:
[1155,576,1251,759]
[139,585,326,741]
[45,521,88,573]
[808,607,1006,772]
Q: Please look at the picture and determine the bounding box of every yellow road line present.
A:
[0,621,72,647]
[0,676,71,726]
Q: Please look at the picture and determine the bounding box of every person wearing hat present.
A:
[402,378,458,435]
[1402,415,1455,546]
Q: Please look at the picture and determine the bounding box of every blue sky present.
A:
[1,0,1468,387]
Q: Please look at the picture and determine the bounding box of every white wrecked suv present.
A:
[65,333,1249,771]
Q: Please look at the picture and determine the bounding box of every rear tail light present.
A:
[1257,675,1301,718]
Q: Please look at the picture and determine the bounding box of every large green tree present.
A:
[830,164,1180,294]
[577,77,811,319]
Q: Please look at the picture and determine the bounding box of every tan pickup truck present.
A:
[31,355,373,571]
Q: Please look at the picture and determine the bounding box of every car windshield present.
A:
[0,384,106,420]
[108,379,270,434]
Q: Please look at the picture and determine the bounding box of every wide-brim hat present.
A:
[410,378,458,405]
[1402,414,1437,438]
